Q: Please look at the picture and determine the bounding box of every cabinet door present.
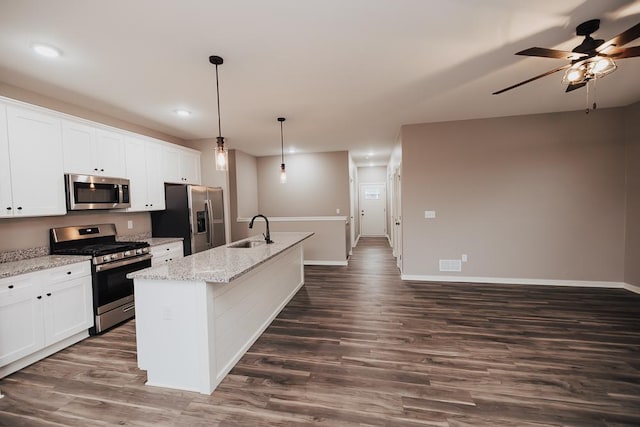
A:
[162,145,182,183]
[43,276,93,345]
[124,136,149,211]
[146,142,165,210]
[95,129,125,177]
[0,105,13,218]
[6,106,66,217]
[62,119,95,175]
[180,150,201,184]
[0,277,44,366]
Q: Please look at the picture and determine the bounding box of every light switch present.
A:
[336,208,340,214]
[127,220,133,229]
[424,210,436,219]
[461,254,468,262]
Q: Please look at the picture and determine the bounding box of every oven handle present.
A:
[95,253,153,272]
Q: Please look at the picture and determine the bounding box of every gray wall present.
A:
[0,211,151,251]
[625,102,640,287]
[257,151,350,217]
[401,108,627,282]
[357,166,386,183]
[0,82,185,145]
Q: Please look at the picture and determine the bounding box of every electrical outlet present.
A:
[127,220,133,229]
[424,210,436,219]
[336,208,340,214]
[461,254,468,263]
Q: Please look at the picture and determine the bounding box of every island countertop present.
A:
[128,231,313,283]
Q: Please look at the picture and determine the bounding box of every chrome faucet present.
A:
[249,214,273,244]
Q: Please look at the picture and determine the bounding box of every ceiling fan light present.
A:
[592,57,616,76]
[564,66,585,83]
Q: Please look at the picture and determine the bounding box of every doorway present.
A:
[359,183,386,236]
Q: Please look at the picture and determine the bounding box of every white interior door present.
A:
[359,183,386,236]
[394,170,402,270]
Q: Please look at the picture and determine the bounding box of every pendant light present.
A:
[209,55,228,171]
[278,117,287,184]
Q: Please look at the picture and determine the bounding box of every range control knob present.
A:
[135,248,143,255]
[123,250,131,257]
[102,255,112,262]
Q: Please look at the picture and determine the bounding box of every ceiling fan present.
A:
[493,19,640,95]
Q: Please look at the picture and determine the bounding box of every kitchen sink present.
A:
[227,240,267,249]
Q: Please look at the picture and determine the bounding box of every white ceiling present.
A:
[1,0,639,167]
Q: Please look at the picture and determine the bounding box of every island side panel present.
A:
[134,279,211,393]
[210,244,304,386]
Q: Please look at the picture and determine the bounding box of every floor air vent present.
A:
[439,259,462,272]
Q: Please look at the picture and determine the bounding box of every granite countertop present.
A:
[128,232,314,283]
[0,255,92,280]
[143,237,184,247]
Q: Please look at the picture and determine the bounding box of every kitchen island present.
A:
[128,231,313,394]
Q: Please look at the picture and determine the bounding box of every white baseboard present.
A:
[304,260,348,266]
[400,274,639,294]
[624,282,640,294]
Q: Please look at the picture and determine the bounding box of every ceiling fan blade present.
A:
[516,47,584,59]
[492,64,571,95]
[598,22,640,52]
[604,45,640,59]
[565,82,587,92]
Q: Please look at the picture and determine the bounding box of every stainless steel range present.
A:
[49,224,151,334]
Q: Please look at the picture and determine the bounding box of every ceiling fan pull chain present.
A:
[585,80,590,114]
[592,77,598,110]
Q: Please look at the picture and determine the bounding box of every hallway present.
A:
[1,237,639,426]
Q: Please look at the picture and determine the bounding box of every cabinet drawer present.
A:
[47,261,91,283]
[151,243,183,257]
[0,275,37,303]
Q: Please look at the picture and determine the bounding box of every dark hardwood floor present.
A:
[1,237,640,426]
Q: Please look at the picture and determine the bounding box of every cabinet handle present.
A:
[8,285,13,289]
[46,293,52,297]
[100,168,104,172]
[94,168,98,171]
[5,207,11,210]
[67,271,72,275]
[17,207,22,210]
[37,295,42,299]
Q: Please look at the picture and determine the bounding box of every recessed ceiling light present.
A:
[174,109,191,117]
[32,43,61,58]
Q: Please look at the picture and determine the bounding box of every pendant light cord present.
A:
[215,63,222,138]
[280,120,284,164]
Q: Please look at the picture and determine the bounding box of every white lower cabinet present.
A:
[0,261,93,377]
[150,242,184,266]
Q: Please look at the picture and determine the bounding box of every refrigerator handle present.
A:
[204,201,211,245]
[206,199,215,246]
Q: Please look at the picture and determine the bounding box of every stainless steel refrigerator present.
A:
[151,184,225,256]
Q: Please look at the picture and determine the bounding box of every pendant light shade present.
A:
[278,117,287,184]
[210,55,228,171]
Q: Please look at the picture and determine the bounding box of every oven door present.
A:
[92,254,152,333]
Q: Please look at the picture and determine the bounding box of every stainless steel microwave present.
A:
[65,174,130,210]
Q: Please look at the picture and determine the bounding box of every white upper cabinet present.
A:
[163,145,201,185]
[62,119,126,177]
[4,105,66,217]
[124,136,166,212]
[0,105,13,218]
